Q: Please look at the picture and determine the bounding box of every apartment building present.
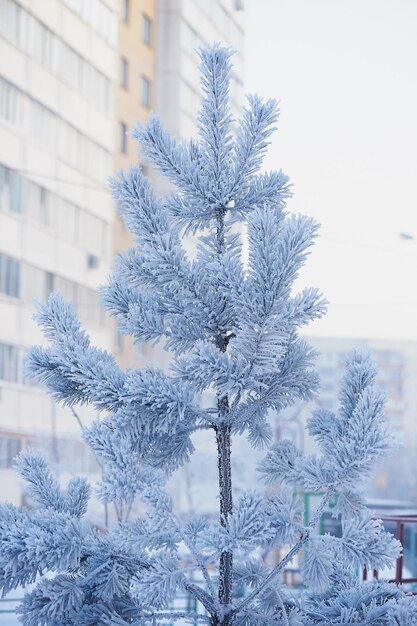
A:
[0,0,117,502]
[154,0,245,195]
[156,0,244,138]
[305,336,411,433]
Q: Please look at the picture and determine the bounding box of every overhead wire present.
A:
[2,169,417,310]
[322,235,417,258]
[7,166,109,192]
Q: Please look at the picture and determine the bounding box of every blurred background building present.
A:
[154,0,244,193]
[278,335,417,503]
[0,0,117,506]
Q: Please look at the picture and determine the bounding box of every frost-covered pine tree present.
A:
[0,44,415,625]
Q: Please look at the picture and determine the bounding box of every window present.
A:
[140,75,151,108]
[80,212,105,257]
[82,62,112,111]
[60,43,82,90]
[22,265,46,303]
[56,199,78,244]
[29,16,56,70]
[0,436,22,468]
[0,162,111,254]
[30,99,56,147]
[23,266,55,303]
[55,275,78,306]
[0,253,20,298]
[120,56,129,89]
[59,122,111,182]
[77,285,104,327]
[121,0,129,22]
[27,182,47,225]
[45,271,55,297]
[0,0,23,45]
[0,165,7,211]
[119,121,128,153]
[39,187,51,226]
[0,3,111,110]
[114,329,123,353]
[1,78,111,178]
[142,14,151,45]
[0,342,19,383]
[9,170,24,213]
[9,170,23,213]
[0,77,24,126]
[0,166,24,214]
[63,0,116,45]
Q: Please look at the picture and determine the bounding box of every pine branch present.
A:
[159,502,220,615]
[70,407,84,429]
[232,487,335,617]
[275,590,289,626]
[183,579,218,616]
[70,407,111,528]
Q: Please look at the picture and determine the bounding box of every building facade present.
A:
[0,0,118,504]
[113,0,156,369]
[154,0,245,194]
[306,336,411,435]
[156,0,244,138]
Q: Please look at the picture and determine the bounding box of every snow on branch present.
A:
[2,43,410,626]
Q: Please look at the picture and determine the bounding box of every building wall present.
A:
[112,0,156,369]
[154,0,245,196]
[305,336,412,434]
[0,0,117,504]
[156,0,244,140]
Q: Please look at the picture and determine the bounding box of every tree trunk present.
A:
[215,401,233,625]
[214,210,233,625]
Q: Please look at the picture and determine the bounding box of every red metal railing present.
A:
[363,515,417,589]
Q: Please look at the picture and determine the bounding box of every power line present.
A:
[322,235,417,258]
[4,167,417,259]
[8,167,109,192]
[331,302,417,310]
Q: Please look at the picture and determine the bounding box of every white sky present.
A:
[245,0,417,340]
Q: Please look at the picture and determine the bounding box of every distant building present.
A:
[153,0,245,196]
[0,0,118,504]
[306,336,411,435]
[277,336,417,502]
[156,0,244,139]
